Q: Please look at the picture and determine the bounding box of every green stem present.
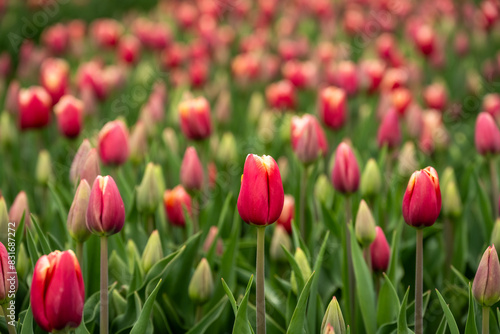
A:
[147,215,154,235]
[345,196,355,333]
[363,247,372,272]
[443,218,454,278]
[2,303,16,334]
[483,306,490,334]
[193,195,199,234]
[256,226,266,334]
[101,236,109,334]
[195,305,203,323]
[300,167,308,240]
[415,229,424,334]
[76,241,84,275]
[490,157,498,217]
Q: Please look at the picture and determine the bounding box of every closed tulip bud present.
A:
[321,296,346,334]
[0,197,7,244]
[163,186,192,227]
[472,245,500,307]
[266,80,296,111]
[270,225,292,263]
[391,87,412,116]
[18,86,52,130]
[484,94,500,121]
[0,242,17,305]
[402,167,441,228]
[9,191,30,228]
[70,139,91,183]
[67,180,91,243]
[36,150,52,185]
[491,219,500,253]
[40,58,69,105]
[181,147,204,192]
[355,200,376,247]
[248,92,265,124]
[319,86,347,130]
[423,83,447,111]
[442,178,462,218]
[54,95,84,138]
[277,195,295,234]
[237,154,284,226]
[178,96,212,140]
[188,258,214,305]
[0,113,17,148]
[80,149,100,185]
[98,120,130,166]
[475,112,500,155]
[291,115,328,164]
[141,230,163,273]
[217,132,237,165]
[315,174,333,204]
[137,163,162,214]
[370,226,390,272]
[360,159,382,199]
[331,142,360,194]
[129,121,148,164]
[415,24,435,56]
[203,226,224,256]
[126,239,142,274]
[162,127,178,155]
[398,142,418,177]
[290,247,312,294]
[118,35,141,65]
[17,244,29,280]
[31,250,84,332]
[86,175,125,236]
[377,108,401,149]
[323,324,335,334]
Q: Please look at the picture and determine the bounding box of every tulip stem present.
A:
[363,247,372,272]
[300,167,308,240]
[1,304,16,334]
[345,196,355,332]
[443,218,454,278]
[195,305,203,323]
[415,229,424,334]
[483,306,490,334]
[100,236,109,334]
[489,157,498,217]
[256,226,266,334]
[76,241,84,273]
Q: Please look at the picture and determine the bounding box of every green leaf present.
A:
[451,265,469,288]
[186,297,229,334]
[436,315,447,334]
[111,292,142,332]
[130,279,163,334]
[222,278,238,315]
[377,272,401,327]
[281,245,305,294]
[26,228,40,269]
[435,289,460,334]
[286,271,316,334]
[139,245,186,291]
[397,287,411,334]
[20,306,32,334]
[14,212,25,259]
[30,214,52,254]
[232,275,254,334]
[465,283,478,334]
[476,175,494,237]
[307,231,329,334]
[206,193,232,263]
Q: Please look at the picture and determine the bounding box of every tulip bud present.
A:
[442,173,462,218]
[180,147,204,192]
[319,86,347,130]
[217,132,237,165]
[162,127,179,156]
[423,83,447,111]
[270,225,292,263]
[315,174,333,205]
[18,86,52,130]
[398,141,418,177]
[491,219,500,254]
[321,296,346,334]
[178,96,212,140]
[377,108,401,149]
[40,58,69,105]
[331,142,360,194]
[391,87,412,116]
[67,180,91,243]
[31,250,84,332]
[9,191,30,229]
[0,242,17,305]
[17,244,29,281]
[137,163,162,214]
[355,200,376,247]
[203,226,223,256]
[0,197,7,244]
[141,230,163,273]
[475,112,500,155]
[129,121,148,164]
[484,94,500,121]
[86,175,125,236]
[360,159,382,199]
[323,324,335,334]
[402,167,441,228]
[290,247,312,294]
[291,115,328,164]
[188,258,214,305]
[266,80,296,111]
[54,95,84,138]
[36,150,52,186]
[0,113,17,148]
[277,195,295,234]
[118,35,141,65]
[70,139,91,183]
[370,226,390,272]
[237,154,284,226]
[415,24,435,56]
[98,120,130,166]
[163,186,192,227]
[472,245,500,307]
[126,239,142,274]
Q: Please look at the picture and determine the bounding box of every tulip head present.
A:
[136,163,163,214]
[266,80,296,111]
[277,195,295,234]
[18,86,52,130]
[415,24,435,56]
[484,94,500,121]
[98,120,130,166]
[331,142,360,194]
[36,150,52,185]
[8,191,30,229]
[291,114,328,165]
[290,247,312,294]
[319,86,347,130]
[270,225,292,263]
[237,154,284,226]
[472,245,500,307]
[40,58,69,105]
[163,186,192,227]
[54,95,84,138]
[118,35,141,65]
[188,258,214,305]
[391,87,412,116]
[31,250,84,332]
[360,159,382,199]
[355,200,376,247]
[178,96,212,140]
[475,112,500,156]
[67,180,92,243]
[0,198,7,244]
[441,168,462,218]
[377,108,401,149]
[86,175,125,236]
[0,242,17,305]
[402,167,441,228]
[423,83,447,111]
[370,226,390,272]
[180,146,204,192]
[141,230,163,274]
[321,296,346,334]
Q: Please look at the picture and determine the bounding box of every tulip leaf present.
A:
[222,278,238,315]
[349,224,377,333]
[206,192,232,264]
[281,245,305,294]
[465,283,478,334]
[153,302,173,334]
[26,228,40,269]
[378,272,401,327]
[232,274,254,334]
[75,310,90,334]
[130,279,163,334]
[451,265,469,288]
[286,271,315,334]
[436,314,447,334]
[14,211,25,259]
[48,182,70,243]
[397,287,411,334]
[435,289,460,334]
[30,214,52,254]
[475,176,494,237]
[112,292,143,332]
[186,296,229,334]
[128,257,144,295]
[20,306,32,334]
[139,245,185,291]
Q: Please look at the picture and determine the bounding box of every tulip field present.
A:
[2,0,500,333]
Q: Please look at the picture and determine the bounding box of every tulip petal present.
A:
[30,255,52,332]
[263,155,284,224]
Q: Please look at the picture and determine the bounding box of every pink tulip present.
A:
[291,114,328,164]
[163,186,192,227]
[377,108,401,149]
[54,95,84,138]
[18,86,52,130]
[179,96,212,140]
[319,86,347,130]
[98,120,130,166]
[331,142,360,194]
[475,112,500,155]
[370,227,390,272]
[181,146,204,192]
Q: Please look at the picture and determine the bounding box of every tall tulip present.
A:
[291,114,328,164]
[178,96,212,140]
[98,119,130,166]
[67,179,91,265]
[18,86,52,130]
[370,227,390,272]
[319,86,347,130]
[163,185,192,227]
[54,95,84,138]
[377,108,401,150]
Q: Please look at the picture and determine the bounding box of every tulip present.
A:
[291,114,328,165]
[136,163,163,215]
[163,186,192,227]
[321,296,346,334]
[188,258,214,306]
[290,247,312,294]
[70,139,99,185]
[68,180,92,244]
[319,86,347,130]
[117,35,141,65]
[180,147,204,192]
[360,159,382,199]
[370,227,390,272]
[277,195,295,234]
[178,96,212,140]
[36,150,52,185]
[473,245,500,307]
[41,23,69,55]
[359,59,385,94]
[270,225,292,263]
[98,120,130,166]
[391,87,412,116]
[484,94,500,122]
[415,24,435,56]
[0,241,17,304]
[265,80,296,111]
[76,62,107,101]
[90,19,123,48]
[141,230,163,274]
[17,244,29,281]
[31,250,84,333]
[423,83,447,111]
[475,112,500,156]
[377,108,401,150]
[8,191,29,229]
[54,95,84,138]
[355,200,376,248]
[331,142,360,194]
[40,58,69,105]
[203,226,223,256]
[0,198,7,245]
[332,61,358,95]
[442,176,462,219]
[18,86,52,130]
[5,80,19,115]
[217,132,237,165]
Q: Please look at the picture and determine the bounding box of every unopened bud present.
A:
[137,163,162,214]
[355,200,376,247]
[188,258,214,305]
[270,225,292,262]
[141,230,163,273]
[36,150,52,185]
[290,248,312,294]
[321,296,346,334]
[360,159,382,199]
[472,245,500,307]
[67,180,91,243]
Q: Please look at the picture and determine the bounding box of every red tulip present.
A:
[163,185,192,227]
[98,120,130,166]
[391,87,412,116]
[90,19,123,48]
[277,195,295,234]
[237,154,284,226]
[291,114,328,164]
[86,175,125,237]
[5,80,20,115]
[266,80,296,111]
[179,97,212,140]
[76,62,107,101]
[475,112,500,155]
[0,241,17,305]
[423,83,447,111]
[331,142,360,194]
[31,250,84,332]
[484,93,500,120]
[54,95,84,138]
[118,35,141,65]
[161,43,186,69]
[282,60,317,89]
[414,24,435,56]
[18,86,52,130]
[402,167,441,228]
[188,60,209,88]
[376,33,396,61]
[231,53,261,84]
[42,23,69,55]
[370,227,390,272]
[359,59,385,94]
[319,86,347,130]
[377,108,401,149]
[330,61,358,95]
[480,0,499,30]
[40,58,69,105]
[181,146,204,192]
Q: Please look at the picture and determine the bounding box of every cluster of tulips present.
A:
[1,0,500,333]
